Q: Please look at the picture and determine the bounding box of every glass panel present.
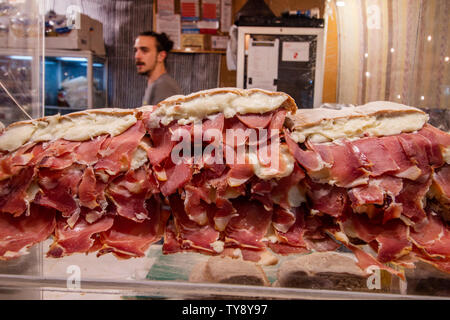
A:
[0,0,44,300]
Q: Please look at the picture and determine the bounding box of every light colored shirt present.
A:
[142,73,182,106]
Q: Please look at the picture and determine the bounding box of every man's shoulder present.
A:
[154,73,182,93]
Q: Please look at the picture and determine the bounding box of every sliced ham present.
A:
[95,120,146,175]
[75,135,108,165]
[272,205,307,248]
[169,194,220,254]
[225,198,273,250]
[184,184,211,225]
[0,167,35,216]
[160,160,193,197]
[34,165,84,222]
[99,200,170,258]
[47,214,114,258]
[147,126,177,166]
[269,109,287,131]
[410,212,450,258]
[236,111,273,129]
[107,166,158,222]
[380,136,422,180]
[351,137,399,176]
[306,179,348,218]
[0,204,56,260]
[284,130,324,172]
[431,165,450,206]
[226,163,254,187]
[308,140,368,188]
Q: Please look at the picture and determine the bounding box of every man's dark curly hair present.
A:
[139,31,174,53]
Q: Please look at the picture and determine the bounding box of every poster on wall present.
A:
[180,0,200,21]
[157,0,175,16]
[156,13,181,49]
[220,0,232,33]
[247,38,279,91]
[282,42,310,62]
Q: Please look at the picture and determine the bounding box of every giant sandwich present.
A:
[0,88,448,280]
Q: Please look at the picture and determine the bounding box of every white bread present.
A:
[147,87,297,128]
[287,101,429,143]
[0,88,295,153]
[275,252,369,289]
[0,107,149,153]
[189,256,270,286]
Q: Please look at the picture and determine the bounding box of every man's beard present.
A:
[136,62,151,76]
[138,69,150,76]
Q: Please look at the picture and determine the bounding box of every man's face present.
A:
[134,36,161,76]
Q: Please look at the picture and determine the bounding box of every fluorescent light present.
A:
[8,55,32,60]
[58,57,88,62]
[336,1,346,7]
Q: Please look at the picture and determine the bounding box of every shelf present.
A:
[172,49,226,54]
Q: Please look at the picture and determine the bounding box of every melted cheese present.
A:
[211,240,225,253]
[0,112,137,152]
[291,112,429,143]
[443,146,450,164]
[148,89,288,127]
[248,145,295,180]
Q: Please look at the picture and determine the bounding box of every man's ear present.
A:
[157,50,167,63]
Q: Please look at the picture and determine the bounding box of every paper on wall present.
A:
[220,0,232,33]
[157,0,175,16]
[156,13,181,50]
[246,38,279,91]
[282,42,310,62]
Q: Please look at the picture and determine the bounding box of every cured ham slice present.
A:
[0,167,35,216]
[0,87,450,284]
[225,199,272,250]
[99,201,170,258]
[431,165,450,207]
[95,120,146,175]
[380,136,422,180]
[306,179,348,218]
[34,165,84,221]
[75,135,108,165]
[236,112,273,129]
[410,212,450,258]
[47,214,114,258]
[308,140,368,188]
[0,204,55,260]
[351,137,399,176]
[106,166,158,222]
[284,130,324,172]
[160,160,193,197]
[168,194,220,254]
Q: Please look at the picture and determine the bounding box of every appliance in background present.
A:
[236,26,325,108]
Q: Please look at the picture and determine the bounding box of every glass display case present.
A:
[43,49,107,116]
[0,1,449,302]
[0,48,107,119]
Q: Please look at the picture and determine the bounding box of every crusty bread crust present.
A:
[157,87,297,114]
[5,108,140,130]
[288,101,425,130]
[278,252,368,277]
[189,256,270,286]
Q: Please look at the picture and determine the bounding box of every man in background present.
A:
[134,31,182,106]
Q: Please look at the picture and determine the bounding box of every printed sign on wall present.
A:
[282,42,310,62]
